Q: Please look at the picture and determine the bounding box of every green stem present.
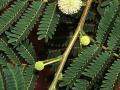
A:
[44,56,62,66]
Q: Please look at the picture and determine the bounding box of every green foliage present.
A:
[0,0,120,90]
[0,0,11,10]
[0,55,7,66]
[107,16,120,50]
[96,0,118,44]
[0,0,28,34]
[72,79,89,90]
[3,64,25,90]
[6,1,44,45]
[60,44,100,87]
[16,40,36,64]
[0,38,20,65]
[73,52,111,89]
[82,52,110,79]
[37,2,59,42]
[100,59,120,90]
[23,66,36,90]
[0,72,5,90]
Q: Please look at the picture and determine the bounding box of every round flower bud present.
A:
[80,35,90,46]
[58,0,82,15]
[35,61,45,71]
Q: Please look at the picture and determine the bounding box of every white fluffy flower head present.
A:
[58,0,82,15]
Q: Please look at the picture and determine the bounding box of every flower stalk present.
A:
[44,56,62,66]
[49,0,93,89]
[35,55,62,71]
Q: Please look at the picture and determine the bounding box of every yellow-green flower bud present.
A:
[80,35,90,46]
[35,61,45,71]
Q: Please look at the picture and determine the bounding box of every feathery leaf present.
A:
[23,66,36,90]
[37,2,59,42]
[3,64,25,90]
[100,59,120,90]
[16,40,36,64]
[0,38,20,65]
[72,79,89,90]
[96,0,118,43]
[60,44,100,87]
[6,1,44,45]
[0,0,12,10]
[0,0,28,34]
[107,16,120,50]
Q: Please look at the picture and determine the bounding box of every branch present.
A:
[49,0,93,89]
